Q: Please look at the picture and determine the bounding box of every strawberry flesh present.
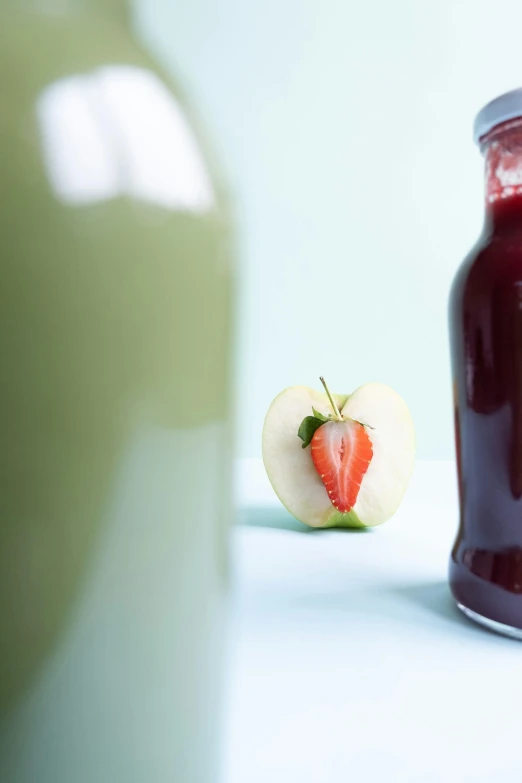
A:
[310,419,373,513]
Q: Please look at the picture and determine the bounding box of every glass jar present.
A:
[450,89,522,638]
[0,1,234,780]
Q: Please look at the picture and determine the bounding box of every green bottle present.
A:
[0,1,234,781]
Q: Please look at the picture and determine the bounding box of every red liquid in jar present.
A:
[450,119,522,629]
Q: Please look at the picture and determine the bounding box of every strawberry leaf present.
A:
[298,415,327,449]
[311,407,331,422]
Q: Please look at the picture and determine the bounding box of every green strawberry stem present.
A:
[319,376,343,421]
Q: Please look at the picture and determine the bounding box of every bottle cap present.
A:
[474,88,522,144]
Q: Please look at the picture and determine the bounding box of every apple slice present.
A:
[262,381,415,528]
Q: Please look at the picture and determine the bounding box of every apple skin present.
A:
[262,383,415,529]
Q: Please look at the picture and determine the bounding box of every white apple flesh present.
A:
[262,383,415,528]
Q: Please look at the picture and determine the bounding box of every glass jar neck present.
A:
[0,0,129,22]
[483,118,522,232]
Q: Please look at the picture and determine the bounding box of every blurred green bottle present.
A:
[0,1,234,781]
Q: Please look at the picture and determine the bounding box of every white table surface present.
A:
[225,460,522,783]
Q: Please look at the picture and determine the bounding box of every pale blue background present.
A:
[137,0,522,460]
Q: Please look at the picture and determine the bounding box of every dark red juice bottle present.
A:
[450,89,522,638]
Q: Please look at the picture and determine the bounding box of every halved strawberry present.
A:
[310,419,373,513]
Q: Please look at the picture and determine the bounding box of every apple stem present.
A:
[319,376,343,421]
